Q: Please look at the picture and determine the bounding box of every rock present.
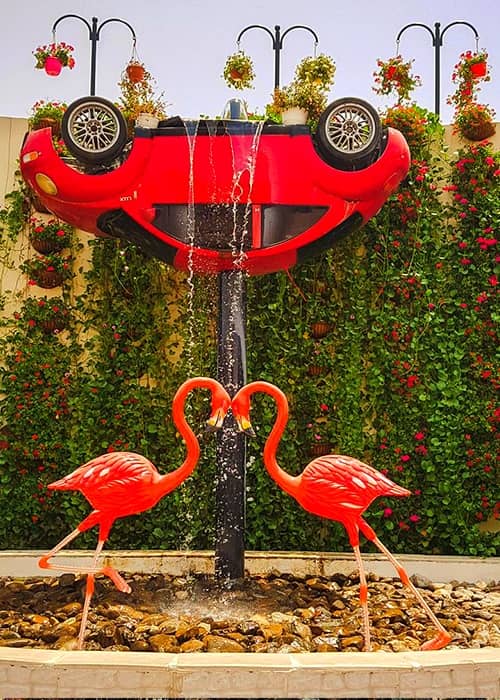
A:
[313,634,338,651]
[205,634,245,652]
[149,634,180,652]
[180,638,205,652]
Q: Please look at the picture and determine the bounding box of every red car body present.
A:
[20,121,410,275]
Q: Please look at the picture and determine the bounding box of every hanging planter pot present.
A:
[470,61,487,78]
[307,365,327,377]
[33,269,64,289]
[44,56,63,76]
[126,61,145,84]
[311,321,331,339]
[41,317,66,334]
[30,237,61,255]
[309,442,332,458]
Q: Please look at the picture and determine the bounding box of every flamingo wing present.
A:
[300,455,410,517]
[48,452,158,513]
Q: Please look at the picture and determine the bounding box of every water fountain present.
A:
[20,92,410,585]
[12,94,500,697]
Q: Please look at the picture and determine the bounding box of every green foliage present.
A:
[0,109,498,558]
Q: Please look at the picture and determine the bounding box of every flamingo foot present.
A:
[101,566,132,593]
[420,630,452,651]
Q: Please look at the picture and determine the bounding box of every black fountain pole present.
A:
[395,20,480,116]
[51,14,137,97]
[215,24,318,582]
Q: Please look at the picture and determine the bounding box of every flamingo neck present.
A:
[246,381,299,499]
[158,377,219,494]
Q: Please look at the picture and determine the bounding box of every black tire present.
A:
[61,96,128,165]
[315,98,383,171]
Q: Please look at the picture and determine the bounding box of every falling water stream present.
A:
[177,112,265,580]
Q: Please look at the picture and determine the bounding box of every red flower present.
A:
[414,432,425,440]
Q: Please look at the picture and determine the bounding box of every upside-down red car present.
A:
[20,96,410,275]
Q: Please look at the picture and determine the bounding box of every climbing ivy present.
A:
[0,117,498,557]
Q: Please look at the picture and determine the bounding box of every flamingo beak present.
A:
[205,407,227,432]
[234,414,256,438]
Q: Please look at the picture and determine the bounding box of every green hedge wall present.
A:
[0,112,498,556]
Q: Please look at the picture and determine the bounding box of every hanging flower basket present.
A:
[20,296,69,334]
[33,42,75,75]
[223,51,255,90]
[29,216,73,254]
[28,100,67,135]
[373,55,422,103]
[455,102,496,141]
[20,253,73,289]
[311,321,331,339]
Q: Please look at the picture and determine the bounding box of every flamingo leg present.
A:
[38,529,131,594]
[77,539,105,649]
[352,544,372,652]
[367,531,451,651]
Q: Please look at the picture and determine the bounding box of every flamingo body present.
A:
[39,376,230,648]
[49,451,171,524]
[297,455,411,522]
[231,380,451,652]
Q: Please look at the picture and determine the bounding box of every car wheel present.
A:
[61,96,128,165]
[316,98,383,170]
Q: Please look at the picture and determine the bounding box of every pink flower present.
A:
[401,454,411,462]
[409,514,420,523]
[383,508,393,517]
[414,432,425,440]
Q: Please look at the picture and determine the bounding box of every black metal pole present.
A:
[396,19,480,116]
[51,14,137,97]
[215,270,247,582]
[273,25,281,90]
[89,17,98,96]
[434,22,441,117]
[236,23,319,90]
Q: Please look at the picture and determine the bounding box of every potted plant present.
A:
[20,253,73,289]
[223,51,255,90]
[455,102,496,141]
[266,53,335,128]
[373,55,422,103]
[18,296,70,334]
[29,216,73,254]
[33,41,75,76]
[118,67,168,131]
[28,100,67,136]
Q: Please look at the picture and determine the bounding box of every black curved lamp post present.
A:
[236,24,319,89]
[395,21,480,115]
[51,15,137,96]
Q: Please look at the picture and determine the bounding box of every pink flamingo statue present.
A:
[39,377,230,648]
[231,380,451,652]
